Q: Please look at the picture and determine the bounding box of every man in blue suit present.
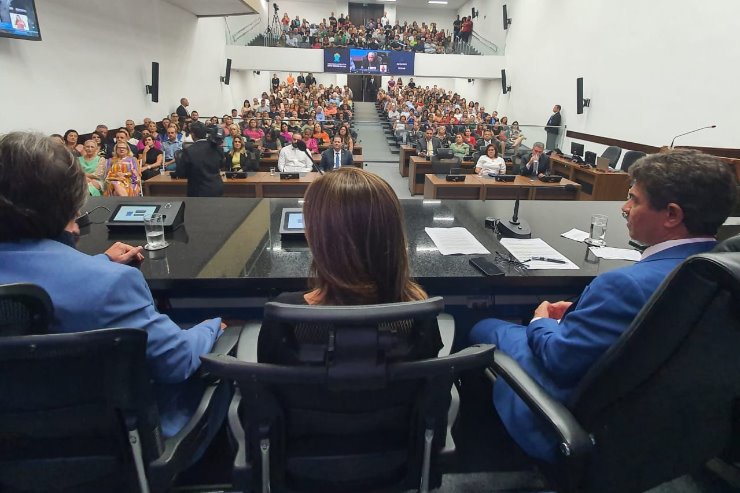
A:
[320,135,354,172]
[469,149,738,462]
[0,131,226,440]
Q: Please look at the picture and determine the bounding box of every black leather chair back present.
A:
[600,146,622,168]
[0,283,53,336]
[567,253,740,493]
[201,297,495,493]
[430,155,461,175]
[0,328,163,492]
[619,150,646,172]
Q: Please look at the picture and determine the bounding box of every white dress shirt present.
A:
[476,155,506,175]
[278,144,313,172]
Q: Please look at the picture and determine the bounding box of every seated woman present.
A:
[475,144,506,176]
[63,129,84,157]
[105,142,141,196]
[507,121,526,152]
[139,135,164,181]
[301,127,319,154]
[335,125,354,151]
[312,123,331,145]
[260,129,282,155]
[223,136,259,172]
[449,133,470,159]
[223,124,240,153]
[78,139,106,196]
[258,168,442,363]
[279,122,293,145]
[243,119,265,142]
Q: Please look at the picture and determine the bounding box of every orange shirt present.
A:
[325,106,337,116]
[286,75,295,86]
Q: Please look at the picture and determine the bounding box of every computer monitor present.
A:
[571,142,585,157]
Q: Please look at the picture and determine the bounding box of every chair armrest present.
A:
[437,313,455,357]
[211,323,244,356]
[227,389,253,490]
[235,321,261,363]
[491,351,593,459]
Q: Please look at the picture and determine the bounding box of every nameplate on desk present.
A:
[280,173,299,180]
[446,174,466,182]
[492,174,516,182]
[539,175,563,183]
[225,171,249,179]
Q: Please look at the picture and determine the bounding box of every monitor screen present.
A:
[571,142,585,157]
[112,205,160,222]
[286,211,304,230]
[0,0,41,41]
[324,48,414,75]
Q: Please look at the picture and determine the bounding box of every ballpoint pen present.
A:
[526,257,567,264]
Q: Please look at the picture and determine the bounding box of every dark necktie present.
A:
[335,152,340,169]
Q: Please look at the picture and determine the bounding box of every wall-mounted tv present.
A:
[323,48,414,75]
[0,0,42,41]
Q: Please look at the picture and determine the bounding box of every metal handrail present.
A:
[229,15,264,44]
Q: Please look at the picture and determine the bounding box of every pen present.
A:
[528,257,567,264]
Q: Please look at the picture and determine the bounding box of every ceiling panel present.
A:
[164,0,257,17]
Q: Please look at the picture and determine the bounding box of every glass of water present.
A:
[143,214,167,250]
[585,214,608,247]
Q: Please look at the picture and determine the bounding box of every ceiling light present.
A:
[428,1,448,4]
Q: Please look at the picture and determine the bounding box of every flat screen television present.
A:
[0,0,41,41]
[324,48,414,75]
[571,142,584,157]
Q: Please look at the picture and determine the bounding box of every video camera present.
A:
[206,125,225,145]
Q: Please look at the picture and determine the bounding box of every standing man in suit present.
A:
[176,122,225,197]
[176,97,190,124]
[320,136,353,172]
[415,128,442,158]
[520,141,550,177]
[469,149,738,462]
[544,104,561,150]
[297,72,306,86]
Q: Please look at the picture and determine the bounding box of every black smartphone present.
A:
[469,256,505,276]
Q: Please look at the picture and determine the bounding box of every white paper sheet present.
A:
[424,227,491,255]
[588,246,642,261]
[499,238,579,270]
[561,228,590,242]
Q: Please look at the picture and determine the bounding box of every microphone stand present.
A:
[496,185,532,239]
[670,125,716,148]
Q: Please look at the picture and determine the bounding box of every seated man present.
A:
[278,132,314,173]
[0,131,228,439]
[469,149,738,462]
[320,136,353,172]
[415,128,442,158]
[520,141,549,177]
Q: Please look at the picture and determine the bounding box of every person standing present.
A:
[176,98,190,123]
[545,104,562,150]
[175,122,225,197]
[452,15,461,41]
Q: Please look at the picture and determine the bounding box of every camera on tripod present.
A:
[273,3,279,12]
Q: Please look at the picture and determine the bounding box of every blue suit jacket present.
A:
[491,241,716,461]
[319,148,353,171]
[0,239,221,436]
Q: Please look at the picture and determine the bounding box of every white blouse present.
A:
[475,155,506,175]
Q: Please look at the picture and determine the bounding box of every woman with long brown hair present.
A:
[258,168,441,360]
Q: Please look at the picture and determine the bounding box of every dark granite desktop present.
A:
[78,197,637,299]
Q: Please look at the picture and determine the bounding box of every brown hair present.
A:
[303,167,426,304]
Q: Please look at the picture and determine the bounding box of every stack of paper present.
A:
[424,227,490,255]
[561,228,590,242]
[588,246,642,261]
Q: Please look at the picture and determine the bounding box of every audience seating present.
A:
[200,297,495,493]
[0,282,53,336]
[600,146,623,168]
[488,252,740,493]
[619,150,646,172]
[0,320,241,492]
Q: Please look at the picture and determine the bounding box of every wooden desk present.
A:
[408,156,476,195]
[143,172,318,198]
[549,155,630,201]
[257,153,363,172]
[399,144,416,177]
[424,174,581,201]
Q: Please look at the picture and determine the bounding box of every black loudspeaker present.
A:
[221,58,232,85]
[584,151,597,166]
[501,69,510,94]
[146,62,159,103]
[577,77,590,114]
[503,5,511,30]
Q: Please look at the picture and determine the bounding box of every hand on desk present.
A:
[105,242,145,265]
[533,300,573,320]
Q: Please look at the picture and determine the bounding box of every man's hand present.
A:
[533,300,573,320]
[105,242,144,265]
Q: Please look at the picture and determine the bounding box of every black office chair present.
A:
[0,326,240,493]
[0,282,53,336]
[619,150,646,172]
[489,252,740,493]
[431,153,461,176]
[200,297,495,493]
[600,146,622,168]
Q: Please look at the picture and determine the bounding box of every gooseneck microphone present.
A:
[669,125,716,148]
[496,186,532,239]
